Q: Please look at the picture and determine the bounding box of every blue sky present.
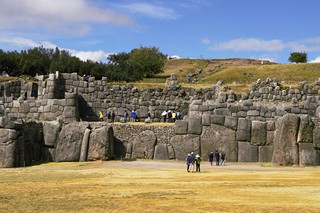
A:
[1,0,320,63]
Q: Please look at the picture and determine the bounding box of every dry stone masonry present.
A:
[0,72,319,167]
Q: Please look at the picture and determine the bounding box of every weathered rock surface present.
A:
[170,134,200,160]
[272,114,300,166]
[238,142,258,162]
[174,120,188,135]
[236,118,251,141]
[0,129,18,167]
[201,124,237,162]
[55,122,89,162]
[297,115,313,143]
[154,144,169,160]
[88,125,114,161]
[79,128,91,162]
[312,120,320,150]
[43,121,61,146]
[132,130,157,159]
[259,146,273,162]
[251,121,267,146]
[299,143,320,166]
[188,116,202,135]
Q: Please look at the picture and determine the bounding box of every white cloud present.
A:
[287,37,320,52]
[0,35,57,49]
[70,50,110,62]
[0,35,109,62]
[0,0,134,35]
[209,38,285,52]
[119,3,179,20]
[310,56,320,63]
[201,38,211,45]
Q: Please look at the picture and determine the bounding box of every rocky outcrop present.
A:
[131,130,157,159]
[55,122,90,162]
[272,114,300,166]
[0,129,18,167]
[201,124,237,162]
[88,125,114,161]
[170,134,200,160]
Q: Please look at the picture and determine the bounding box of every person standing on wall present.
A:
[172,111,176,122]
[111,111,115,122]
[124,110,128,122]
[131,110,137,122]
[161,110,167,122]
[99,111,104,122]
[167,110,172,122]
[107,111,111,122]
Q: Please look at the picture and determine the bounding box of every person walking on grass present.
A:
[195,154,201,172]
[208,152,214,166]
[215,149,220,166]
[221,151,226,166]
[186,153,191,172]
[189,152,195,172]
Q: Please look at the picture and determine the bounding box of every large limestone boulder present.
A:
[299,143,320,166]
[132,130,157,159]
[313,119,320,149]
[297,115,313,143]
[238,142,258,162]
[21,122,43,165]
[0,129,18,168]
[259,146,273,162]
[55,122,89,162]
[87,125,114,161]
[272,114,300,166]
[188,116,202,135]
[236,118,251,141]
[154,144,169,160]
[251,121,267,146]
[201,124,237,162]
[174,120,188,135]
[43,121,62,146]
[0,117,23,129]
[79,128,91,162]
[170,134,200,160]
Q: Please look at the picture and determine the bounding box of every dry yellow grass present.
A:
[0,160,319,213]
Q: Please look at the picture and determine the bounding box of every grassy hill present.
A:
[1,58,320,94]
[136,58,320,93]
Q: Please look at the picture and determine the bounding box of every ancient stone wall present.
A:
[1,73,320,167]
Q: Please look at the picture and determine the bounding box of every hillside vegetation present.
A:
[137,58,320,93]
[1,58,320,94]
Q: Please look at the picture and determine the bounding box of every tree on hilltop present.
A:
[288,52,307,63]
[129,46,167,78]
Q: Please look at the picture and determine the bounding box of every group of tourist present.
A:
[161,110,181,123]
[208,150,226,166]
[185,150,226,173]
[98,109,181,123]
[185,152,202,172]
[99,110,116,122]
